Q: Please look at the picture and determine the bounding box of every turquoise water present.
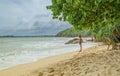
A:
[0,37,97,70]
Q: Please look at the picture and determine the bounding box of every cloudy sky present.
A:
[0,0,71,36]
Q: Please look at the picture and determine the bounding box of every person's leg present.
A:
[79,43,82,52]
[80,43,82,51]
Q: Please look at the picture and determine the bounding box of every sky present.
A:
[0,0,71,36]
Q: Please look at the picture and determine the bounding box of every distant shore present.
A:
[0,35,56,38]
[0,45,120,76]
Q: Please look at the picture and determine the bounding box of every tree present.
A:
[47,0,120,29]
[47,0,120,47]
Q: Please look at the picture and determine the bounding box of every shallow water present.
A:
[0,37,97,70]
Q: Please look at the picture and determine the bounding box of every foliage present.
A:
[94,21,120,42]
[56,27,92,37]
[47,0,120,42]
[47,0,120,29]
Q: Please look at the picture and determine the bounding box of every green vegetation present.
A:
[56,27,92,37]
[47,0,120,43]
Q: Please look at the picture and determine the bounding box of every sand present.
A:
[0,45,120,76]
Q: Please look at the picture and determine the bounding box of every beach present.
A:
[0,45,120,76]
[0,0,119,76]
[0,37,97,70]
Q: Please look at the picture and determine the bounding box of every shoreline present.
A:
[0,48,80,76]
[0,41,98,70]
[0,45,120,76]
[0,46,97,76]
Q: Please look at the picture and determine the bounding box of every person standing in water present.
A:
[79,35,83,52]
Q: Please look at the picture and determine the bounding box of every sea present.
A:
[0,37,98,70]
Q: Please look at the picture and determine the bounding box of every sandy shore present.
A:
[0,45,120,76]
